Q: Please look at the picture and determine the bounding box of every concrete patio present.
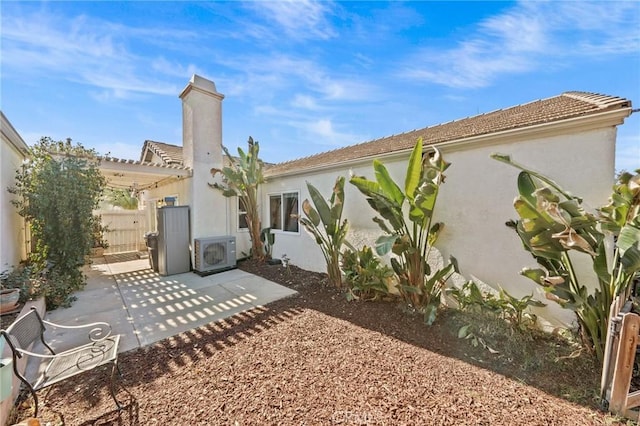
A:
[42,254,298,354]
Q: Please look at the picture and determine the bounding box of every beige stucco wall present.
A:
[1,113,29,270]
[141,178,191,231]
[256,124,617,327]
[180,75,227,254]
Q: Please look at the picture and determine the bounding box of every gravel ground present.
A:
[7,259,622,425]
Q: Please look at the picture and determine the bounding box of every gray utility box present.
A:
[157,206,191,276]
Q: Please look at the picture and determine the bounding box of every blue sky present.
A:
[2,1,639,172]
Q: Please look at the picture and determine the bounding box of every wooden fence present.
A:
[97,210,147,254]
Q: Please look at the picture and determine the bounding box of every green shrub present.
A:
[9,137,106,309]
[342,246,394,301]
[448,280,545,330]
[449,280,545,355]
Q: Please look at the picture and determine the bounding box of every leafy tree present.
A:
[350,138,458,324]
[210,137,266,260]
[492,153,640,361]
[297,177,350,287]
[9,137,106,309]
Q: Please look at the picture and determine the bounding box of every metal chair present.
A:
[1,308,130,417]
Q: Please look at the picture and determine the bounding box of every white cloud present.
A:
[297,118,365,148]
[151,57,203,79]
[1,9,195,99]
[219,54,378,103]
[291,94,320,110]
[246,0,338,41]
[401,1,640,89]
[308,119,335,138]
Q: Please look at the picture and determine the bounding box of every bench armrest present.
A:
[12,335,118,359]
[41,319,112,342]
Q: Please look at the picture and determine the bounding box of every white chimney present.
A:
[179,75,227,250]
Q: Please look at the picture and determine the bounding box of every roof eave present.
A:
[1,111,30,156]
[265,106,633,179]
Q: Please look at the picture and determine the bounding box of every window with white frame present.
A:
[238,197,248,230]
[269,191,299,233]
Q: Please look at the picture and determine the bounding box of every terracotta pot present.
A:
[90,247,105,258]
[0,289,20,313]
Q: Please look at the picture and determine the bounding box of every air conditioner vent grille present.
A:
[194,236,236,274]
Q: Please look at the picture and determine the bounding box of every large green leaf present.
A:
[373,217,393,234]
[368,193,405,231]
[374,160,404,206]
[350,175,381,198]
[618,219,640,274]
[428,222,444,246]
[404,137,423,200]
[412,181,438,224]
[425,263,454,287]
[449,255,460,274]
[517,172,538,206]
[592,240,611,285]
[514,197,541,220]
[307,181,332,226]
[375,234,399,256]
[390,257,404,276]
[521,267,546,285]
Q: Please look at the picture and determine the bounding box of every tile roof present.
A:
[265,91,632,176]
[140,140,184,165]
[138,140,242,169]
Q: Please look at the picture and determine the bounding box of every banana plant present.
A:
[210,137,266,260]
[350,138,458,324]
[296,177,350,287]
[492,153,640,362]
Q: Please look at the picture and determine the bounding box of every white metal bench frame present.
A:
[1,308,130,417]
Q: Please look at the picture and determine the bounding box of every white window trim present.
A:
[237,197,249,232]
[267,190,300,234]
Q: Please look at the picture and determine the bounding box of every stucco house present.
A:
[3,75,634,326]
[109,75,631,326]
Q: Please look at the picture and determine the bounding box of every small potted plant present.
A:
[0,287,20,314]
[0,266,27,314]
[90,218,109,257]
[0,264,39,314]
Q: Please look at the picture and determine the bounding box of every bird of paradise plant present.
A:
[350,138,458,324]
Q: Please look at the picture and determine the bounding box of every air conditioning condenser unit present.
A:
[194,236,236,275]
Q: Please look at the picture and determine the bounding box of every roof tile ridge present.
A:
[273,146,344,167]
[274,127,429,167]
[148,140,182,149]
[561,91,630,109]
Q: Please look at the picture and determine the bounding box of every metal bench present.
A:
[1,308,130,417]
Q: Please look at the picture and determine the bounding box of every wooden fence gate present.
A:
[97,210,147,254]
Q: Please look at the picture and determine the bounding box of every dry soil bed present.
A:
[8,259,625,425]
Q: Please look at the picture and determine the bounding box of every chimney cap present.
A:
[179,74,224,99]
